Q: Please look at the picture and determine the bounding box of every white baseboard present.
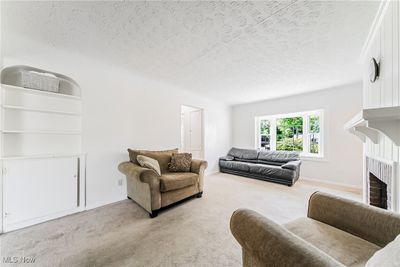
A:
[206,171,220,176]
[3,206,85,233]
[301,177,362,192]
[85,196,127,211]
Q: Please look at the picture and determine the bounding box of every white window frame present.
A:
[255,109,324,158]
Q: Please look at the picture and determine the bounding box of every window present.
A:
[260,119,271,150]
[256,110,323,157]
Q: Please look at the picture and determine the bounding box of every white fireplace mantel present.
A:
[344,106,400,146]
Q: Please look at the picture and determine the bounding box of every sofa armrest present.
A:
[308,191,400,247]
[230,209,343,267]
[191,159,208,192]
[219,156,234,161]
[282,160,301,171]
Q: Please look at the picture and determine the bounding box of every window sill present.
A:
[300,154,328,162]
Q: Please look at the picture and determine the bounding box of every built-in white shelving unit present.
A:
[0,65,85,232]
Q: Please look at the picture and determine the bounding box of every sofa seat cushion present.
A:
[285,218,381,267]
[160,172,198,192]
[219,160,250,172]
[249,164,295,181]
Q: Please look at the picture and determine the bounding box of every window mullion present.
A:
[303,115,309,154]
[271,118,277,151]
[255,117,260,149]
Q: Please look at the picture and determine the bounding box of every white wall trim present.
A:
[3,206,85,233]
[301,176,362,192]
[206,171,220,176]
[85,196,127,211]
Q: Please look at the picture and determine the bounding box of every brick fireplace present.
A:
[366,156,396,211]
[369,172,388,209]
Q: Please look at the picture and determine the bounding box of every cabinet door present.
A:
[3,157,78,227]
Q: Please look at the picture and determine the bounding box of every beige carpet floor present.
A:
[1,173,361,267]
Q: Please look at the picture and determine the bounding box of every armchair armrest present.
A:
[230,209,343,267]
[118,161,160,185]
[282,160,301,171]
[308,191,400,247]
[190,159,208,174]
[191,159,208,192]
[118,161,161,211]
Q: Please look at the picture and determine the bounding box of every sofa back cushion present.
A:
[366,235,400,267]
[258,150,300,163]
[228,147,259,160]
[128,148,178,173]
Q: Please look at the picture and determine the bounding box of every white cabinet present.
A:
[3,157,80,231]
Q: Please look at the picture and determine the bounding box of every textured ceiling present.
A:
[2,1,379,104]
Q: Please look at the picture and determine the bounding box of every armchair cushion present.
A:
[136,155,161,176]
[285,217,380,267]
[366,235,400,267]
[160,172,198,192]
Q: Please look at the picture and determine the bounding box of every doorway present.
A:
[181,105,204,159]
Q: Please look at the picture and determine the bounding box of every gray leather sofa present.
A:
[219,147,301,186]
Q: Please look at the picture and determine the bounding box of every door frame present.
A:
[181,105,205,159]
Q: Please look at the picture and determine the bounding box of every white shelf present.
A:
[1,130,82,135]
[1,84,81,100]
[1,153,85,160]
[344,106,400,145]
[363,106,400,121]
[2,105,82,116]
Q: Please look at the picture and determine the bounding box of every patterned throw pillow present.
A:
[136,155,162,176]
[168,153,192,172]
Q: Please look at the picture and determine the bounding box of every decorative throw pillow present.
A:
[136,155,161,176]
[168,153,192,172]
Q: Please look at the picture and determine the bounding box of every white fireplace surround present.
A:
[365,155,399,212]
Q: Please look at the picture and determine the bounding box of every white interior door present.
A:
[189,109,203,159]
[3,157,78,229]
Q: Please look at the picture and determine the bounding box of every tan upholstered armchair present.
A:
[118,149,207,218]
[230,192,400,267]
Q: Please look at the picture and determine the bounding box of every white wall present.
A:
[232,83,364,188]
[2,35,231,209]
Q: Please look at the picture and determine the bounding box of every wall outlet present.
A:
[118,179,123,186]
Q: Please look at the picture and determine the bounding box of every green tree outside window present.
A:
[276,117,303,151]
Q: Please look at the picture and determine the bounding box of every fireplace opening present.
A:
[369,172,388,209]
